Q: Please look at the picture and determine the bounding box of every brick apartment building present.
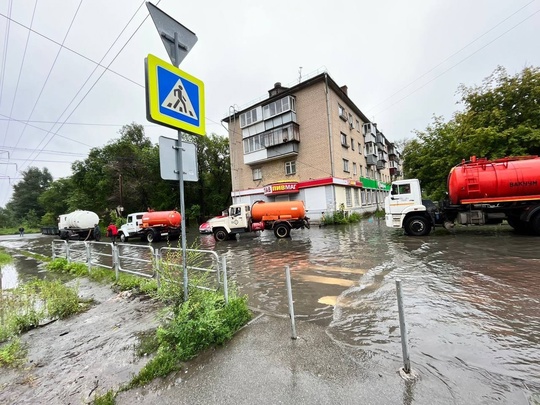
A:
[222,72,402,222]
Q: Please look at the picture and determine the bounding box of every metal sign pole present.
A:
[172,31,189,302]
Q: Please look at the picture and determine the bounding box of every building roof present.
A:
[222,72,371,125]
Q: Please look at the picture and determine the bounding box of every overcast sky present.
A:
[0,0,539,208]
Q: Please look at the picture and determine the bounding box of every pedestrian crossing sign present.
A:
[145,54,205,135]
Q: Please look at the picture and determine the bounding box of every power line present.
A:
[370,8,540,118]
[18,0,154,173]
[0,116,160,127]
[365,0,538,114]
[0,0,13,110]
[0,11,142,88]
[10,0,84,154]
[1,0,39,148]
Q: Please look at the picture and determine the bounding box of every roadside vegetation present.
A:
[321,206,385,226]
[1,247,251,404]
[0,249,87,366]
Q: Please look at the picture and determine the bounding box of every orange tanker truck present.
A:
[119,210,182,243]
[209,201,310,241]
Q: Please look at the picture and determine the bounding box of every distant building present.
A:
[222,72,402,222]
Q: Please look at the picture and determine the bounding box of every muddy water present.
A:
[1,221,539,403]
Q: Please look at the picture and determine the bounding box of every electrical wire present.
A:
[371,8,540,117]
[11,0,84,153]
[18,0,157,173]
[0,0,13,110]
[365,0,538,114]
[1,0,39,148]
[0,11,142,88]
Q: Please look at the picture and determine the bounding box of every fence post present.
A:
[85,242,92,272]
[222,256,229,305]
[396,279,411,374]
[66,242,71,263]
[113,244,119,281]
[154,248,161,288]
[285,265,297,339]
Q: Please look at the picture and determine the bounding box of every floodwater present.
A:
[1,220,539,404]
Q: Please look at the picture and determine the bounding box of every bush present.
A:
[129,286,251,388]
[0,338,27,367]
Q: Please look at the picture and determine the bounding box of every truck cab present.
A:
[119,212,145,242]
[210,204,252,241]
[385,179,434,236]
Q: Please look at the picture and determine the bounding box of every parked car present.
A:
[199,216,225,234]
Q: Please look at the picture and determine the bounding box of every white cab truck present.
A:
[118,210,181,243]
[210,201,310,241]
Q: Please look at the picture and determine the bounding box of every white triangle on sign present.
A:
[161,79,198,119]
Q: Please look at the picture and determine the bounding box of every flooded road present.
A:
[1,220,539,403]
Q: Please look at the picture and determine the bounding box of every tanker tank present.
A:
[447,156,540,205]
[251,201,306,221]
[141,210,181,228]
[58,210,99,230]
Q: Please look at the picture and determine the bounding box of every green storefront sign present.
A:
[360,177,391,191]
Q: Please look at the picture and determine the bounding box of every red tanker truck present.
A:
[385,155,540,236]
[119,210,182,243]
[209,201,310,241]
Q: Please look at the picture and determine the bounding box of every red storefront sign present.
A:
[264,182,299,195]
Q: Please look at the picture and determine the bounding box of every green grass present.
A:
[128,285,251,388]
[0,280,84,343]
[0,249,12,265]
[92,390,116,405]
[0,338,28,367]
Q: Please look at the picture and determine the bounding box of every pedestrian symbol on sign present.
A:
[162,79,198,119]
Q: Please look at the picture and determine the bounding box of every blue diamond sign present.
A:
[145,54,205,135]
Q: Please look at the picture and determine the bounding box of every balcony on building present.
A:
[376,133,386,149]
[376,160,386,170]
[378,151,388,162]
[362,122,377,144]
[243,122,300,165]
[390,167,402,177]
[366,154,378,166]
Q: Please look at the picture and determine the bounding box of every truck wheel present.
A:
[531,213,540,236]
[507,216,531,234]
[119,233,128,243]
[274,223,291,238]
[146,229,160,243]
[213,228,228,242]
[404,215,431,236]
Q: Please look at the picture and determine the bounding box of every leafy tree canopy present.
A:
[404,65,540,200]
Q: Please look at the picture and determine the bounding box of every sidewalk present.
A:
[116,313,452,405]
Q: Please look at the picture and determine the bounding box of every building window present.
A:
[240,107,261,128]
[359,165,363,176]
[356,119,360,132]
[252,168,262,181]
[338,104,347,121]
[262,96,296,120]
[351,139,355,151]
[358,142,362,154]
[341,132,349,147]
[285,160,296,175]
[353,162,357,176]
[345,188,352,207]
[343,158,350,173]
[354,188,360,206]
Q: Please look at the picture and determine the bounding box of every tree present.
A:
[38,177,76,225]
[404,66,540,200]
[7,167,53,222]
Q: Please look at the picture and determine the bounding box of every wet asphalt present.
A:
[116,313,454,405]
